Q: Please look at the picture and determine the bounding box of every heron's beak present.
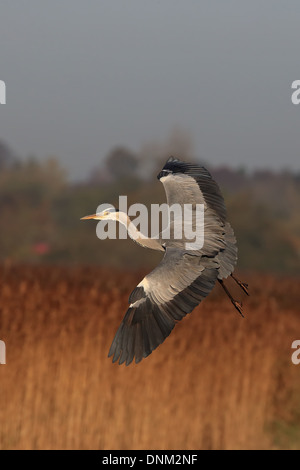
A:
[80,214,99,220]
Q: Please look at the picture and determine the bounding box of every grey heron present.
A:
[81,157,249,365]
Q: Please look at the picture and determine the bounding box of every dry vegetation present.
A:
[0,265,299,450]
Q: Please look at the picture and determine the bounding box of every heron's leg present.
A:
[230,274,249,296]
[218,279,244,318]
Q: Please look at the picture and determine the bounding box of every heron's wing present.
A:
[108,247,219,365]
[158,157,227,224]
[158,157,227,256]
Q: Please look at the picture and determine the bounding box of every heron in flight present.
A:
[81,157,248,365]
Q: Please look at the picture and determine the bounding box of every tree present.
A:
[0,140,16,170]
[105,146,138,180]
[138,127,196,179]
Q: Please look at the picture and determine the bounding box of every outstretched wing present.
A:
[158,157,238,275]
[158,157,227,224]
[158,157,227,256]
[108,247,219,365]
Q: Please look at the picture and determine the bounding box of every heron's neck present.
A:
[117,212,164,252]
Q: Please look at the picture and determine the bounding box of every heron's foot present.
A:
[231,274,249,296]
[232,300,244,318]
[218,279,245,318]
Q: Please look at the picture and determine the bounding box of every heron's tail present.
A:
[217,222,238,280]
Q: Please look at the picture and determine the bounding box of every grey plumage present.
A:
[108,157,245,366]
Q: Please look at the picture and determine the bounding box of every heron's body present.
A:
[82,157,248,365]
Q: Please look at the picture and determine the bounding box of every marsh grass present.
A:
[0,266,299,450]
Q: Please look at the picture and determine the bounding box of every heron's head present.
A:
[81,207,120,221]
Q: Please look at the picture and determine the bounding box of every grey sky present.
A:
[0,1,299,180]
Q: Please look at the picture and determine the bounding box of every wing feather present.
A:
[108,248,219,365]
[158,157,227,223]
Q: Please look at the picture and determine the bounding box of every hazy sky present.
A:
[0,1,300,179]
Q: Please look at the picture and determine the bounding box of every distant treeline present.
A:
[0,140,299,273]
